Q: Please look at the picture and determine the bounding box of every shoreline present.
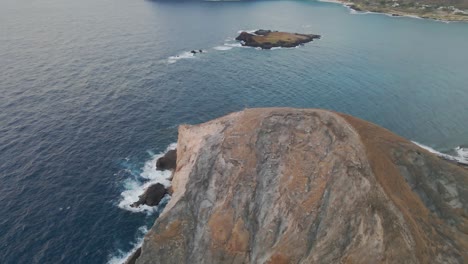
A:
[318,0,468,22]
[129,108,468,263]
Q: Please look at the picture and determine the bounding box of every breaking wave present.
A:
[412,141,468,166]
[108,144,176,263]
[117,143,176,214]
[213,45,234,51]
[213,42,243,51]
[167,52,197,64]
[237,29,258,34]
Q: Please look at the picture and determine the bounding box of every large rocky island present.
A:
[236,30,321,49]
[129,108,467,264]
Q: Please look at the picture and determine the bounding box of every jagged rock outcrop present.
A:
[131,150,176,209]
[135,108,467,264]
[130,183,167,208]
[156,149,177,171]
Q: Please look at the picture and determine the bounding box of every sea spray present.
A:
[213,42,243,51]
[213,45,234,51]
[117,143,176,214]
[108,144,176,263]
[167,52,196,64]
[412,141,468,166]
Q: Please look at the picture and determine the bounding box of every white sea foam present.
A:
[117,143,176,214]
[412,141,468,166]
[214,45,233,51]
[107,226,148,264]
[455,146,468,162]
[167,52,196,64]
[395,13,424,19]
[237,29,258,34]
[213,42,243,51]
[225,42,242,47]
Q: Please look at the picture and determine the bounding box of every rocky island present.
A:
[128,108,467,264]
[236,30,321,49]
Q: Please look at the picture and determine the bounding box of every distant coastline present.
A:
[318,0,468,22]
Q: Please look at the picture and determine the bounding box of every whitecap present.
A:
[213,46,233,51]
[167,52,196,64]
[117,143,176,214]
[412,141,468,166]
[225,43,242,48]
[213,42,244,51]
[455,146,468,163]
[401,14,424,19]
[237,29,258,34]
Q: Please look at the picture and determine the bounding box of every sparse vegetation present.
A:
[343,0,468,21]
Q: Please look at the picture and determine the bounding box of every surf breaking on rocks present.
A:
[108,143,176,264]
[413,141,468,166]
[117,143,176,214]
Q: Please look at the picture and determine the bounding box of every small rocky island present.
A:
[236,29,321,49]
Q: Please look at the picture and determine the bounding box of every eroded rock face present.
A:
[136,108,467,264]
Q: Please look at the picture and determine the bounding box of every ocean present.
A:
[0,0,467,263]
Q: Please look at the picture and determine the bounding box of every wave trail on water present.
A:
[412,141,468,166]
[167,52,197,64]
[117,143,176,214]
[213,42,243,51]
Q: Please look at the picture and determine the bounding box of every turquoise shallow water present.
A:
[1,0,467,263]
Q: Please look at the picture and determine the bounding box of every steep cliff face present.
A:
[136,108,467,264]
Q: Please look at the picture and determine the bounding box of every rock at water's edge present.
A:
[130,183,167,208]
[125,247,141,264]
[134,108,468,264]
[347,4,363,11]
[156,149,177,171]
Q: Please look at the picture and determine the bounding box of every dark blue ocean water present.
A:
[1,0,467,263]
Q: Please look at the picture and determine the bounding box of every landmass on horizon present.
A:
[322,0,468,21]
[173,0,468,21]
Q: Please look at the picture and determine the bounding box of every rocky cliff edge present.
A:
[135,108,467,264]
